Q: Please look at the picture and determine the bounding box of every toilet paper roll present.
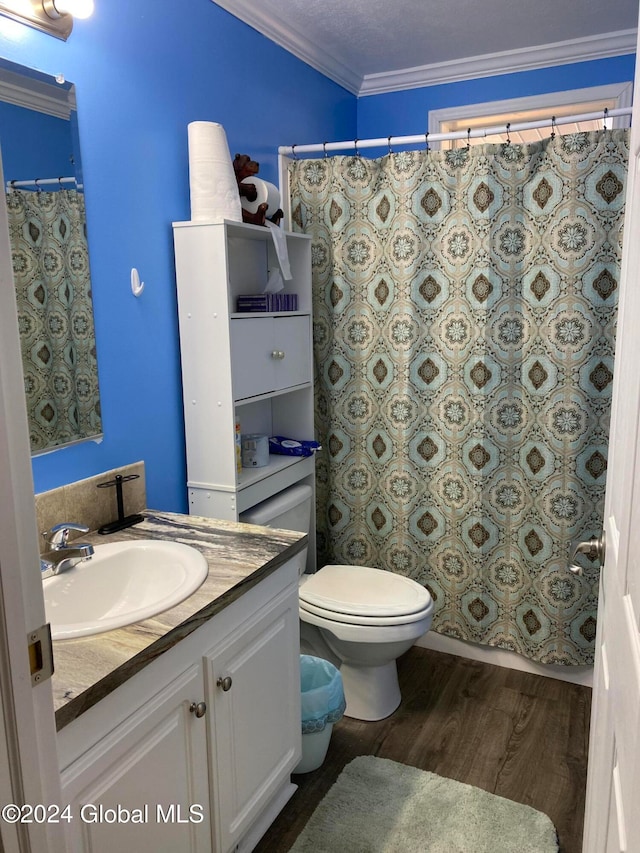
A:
[240,177,281,217]
[188,121,242,223]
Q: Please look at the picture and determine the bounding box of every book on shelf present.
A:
[236,293,298,312]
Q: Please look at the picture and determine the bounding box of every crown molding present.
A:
[359,29,638,96]
[211,0,361,94]
[0,67,74,119]
[211,1,636,98]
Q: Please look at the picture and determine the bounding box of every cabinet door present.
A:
[206,585,301,853]
[231,316,310,400]
[273,316,311,391]
[231,318,275,400]
[61,665,212,853]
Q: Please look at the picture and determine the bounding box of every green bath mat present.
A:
[290,755,559,852]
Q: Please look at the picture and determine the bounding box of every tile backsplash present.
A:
[35,462,146,552]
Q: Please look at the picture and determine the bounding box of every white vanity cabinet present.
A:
[58,558,302,853]
[172,220,316,570]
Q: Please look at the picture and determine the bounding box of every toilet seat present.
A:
[298,564,432,620]
[299,597,433,627]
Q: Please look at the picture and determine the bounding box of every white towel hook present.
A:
[131,268,145,297]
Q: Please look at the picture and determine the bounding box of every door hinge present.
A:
[28,623,54,686]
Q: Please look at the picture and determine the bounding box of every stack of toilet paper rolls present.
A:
[187,121,242,223]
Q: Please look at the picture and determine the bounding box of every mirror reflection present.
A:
[0,58,101,454]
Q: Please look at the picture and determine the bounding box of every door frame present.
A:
[428,81,634,147]
[0,155,66,852]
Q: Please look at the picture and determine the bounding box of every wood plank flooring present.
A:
[255,646,591,853]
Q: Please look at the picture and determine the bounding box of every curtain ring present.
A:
[291,144,298,160]
[35,178,42,192]
[505,123,511,145]
[550,116,557,140]
[58,176,64,187]
[603,107,609,132]
[425,132,430,151]
[354,138,360,157]
[388,135,393,155]
[323,141,328,158]
[466,128,471,150]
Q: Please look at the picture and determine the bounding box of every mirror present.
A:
[0,57,102,455]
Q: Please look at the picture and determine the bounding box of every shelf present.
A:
[237,454,316,514]
[172,218,310,242]
[231,311,309,319]
[225,220,311,241]
[188,454,315,518]
[234,382,311,406]
[174,216,316,569]
[238,453,312,491]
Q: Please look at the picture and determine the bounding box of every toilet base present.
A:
[340,661,401,721]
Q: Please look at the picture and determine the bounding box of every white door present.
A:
[205,584,300,853]
[582,12,640,850]
[60,665,211,853]
[0,160,66,849]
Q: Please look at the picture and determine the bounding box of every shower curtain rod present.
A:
[278,106,632,156]
[5,176,79,189]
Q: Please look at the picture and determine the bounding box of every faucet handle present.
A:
[43,522,90,549]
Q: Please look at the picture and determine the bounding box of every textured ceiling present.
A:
[213,0,638,94]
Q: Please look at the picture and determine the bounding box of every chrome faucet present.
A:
[40,523,94,579]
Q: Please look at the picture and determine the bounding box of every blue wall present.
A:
[0,1,634,515]
[0,0,356,511]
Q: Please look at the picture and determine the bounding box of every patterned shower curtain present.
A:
[7,188,102,453]
[289,130,628,665]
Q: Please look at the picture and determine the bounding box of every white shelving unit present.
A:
[173,219,316,569]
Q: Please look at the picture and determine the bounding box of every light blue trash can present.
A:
[295,655,346,773]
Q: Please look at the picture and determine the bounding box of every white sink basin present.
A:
[44,540,209,640]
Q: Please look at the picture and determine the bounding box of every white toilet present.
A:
[240,484,434,722]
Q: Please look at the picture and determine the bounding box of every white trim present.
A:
[0,66,74,119]
[428,82,634,149]
[360,29,637,96]
[278,154,293,232]
[209,3,638,97]
[416,632,593,687]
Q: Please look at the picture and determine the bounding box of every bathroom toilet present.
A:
[240,484,434,721]
[298,564,433,720]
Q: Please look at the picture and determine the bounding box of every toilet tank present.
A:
[239,484,312,535]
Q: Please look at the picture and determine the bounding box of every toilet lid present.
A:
[298,564,432,618]
[299,597,434,627]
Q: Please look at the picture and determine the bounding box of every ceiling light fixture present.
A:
[0,0,94,40]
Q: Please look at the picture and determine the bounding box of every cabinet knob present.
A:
[271,350,285,360]
[189,701,207,718]
[216,675,233,692]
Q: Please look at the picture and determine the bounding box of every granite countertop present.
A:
[51,510,306,731]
